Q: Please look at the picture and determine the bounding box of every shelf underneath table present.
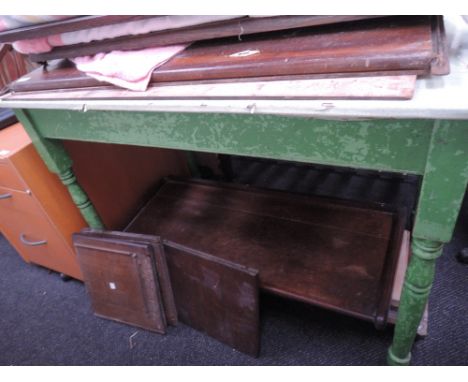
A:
[126,178,405,327]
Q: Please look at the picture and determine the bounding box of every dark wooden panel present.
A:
[0,16,154,43]
[28,16,382,62]
[8,16,447,93]
[79,228,178,326]
[8,58,423,94]
[147,16,437,83]
[10,60,98,93]
[163,240,260,357]
[126,179,405,327]
[73,233,167,333]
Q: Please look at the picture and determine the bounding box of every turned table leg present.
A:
[387,238,443,365]
[58,168,104,228]
[387,120,468,365]
[14,109,104,229]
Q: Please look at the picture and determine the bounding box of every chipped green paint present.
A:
[20,109,433,174]
[14,109,104,229]
[413,120,468,242]
[13,107,468,366]
[388,119,468,365]
[388,238,443,366]
[59,169,104,229]
[14,109,72,174]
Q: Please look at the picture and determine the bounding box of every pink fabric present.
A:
[9,16,241,55]
[72,45,187,91]
[13,38,53,54]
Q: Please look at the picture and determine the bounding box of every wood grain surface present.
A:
[79,229,178,326]
[73,232,168,333]
[27,16,382,61]
[127,178,405,327]
[148,16,437,83]
[163,240,260,357]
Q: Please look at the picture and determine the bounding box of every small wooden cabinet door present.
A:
[0,185,82,279]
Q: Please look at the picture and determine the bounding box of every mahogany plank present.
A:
[148,16,438,83]
[163,240,260,357]
[8,57,422,95]
[10,60,98,92]
[7,16,448,94]
[28,16,382,62]
[73,233,167,333]
[126,179,405,327]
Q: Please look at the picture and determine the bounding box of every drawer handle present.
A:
[20,234,47,246]
[0,193,12,200]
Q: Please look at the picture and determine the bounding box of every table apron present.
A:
[18,109,436,175]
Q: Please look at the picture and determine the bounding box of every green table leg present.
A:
[14,109,104,229]
[58,168,104,228]
[388,238,443,365]
[388,120,468,365]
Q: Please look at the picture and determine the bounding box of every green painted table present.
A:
[2,52,468,365]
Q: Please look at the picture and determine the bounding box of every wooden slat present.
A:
[7,75,417,101]
[28,16,383,62]
[146,16,436,83]
[8,56,423,94]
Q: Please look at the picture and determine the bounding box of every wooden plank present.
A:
[145,16,437,83]
[7,75,417,100]
[163,240,260,357]
[73,233,167,334]
[28,16,383,62]
[8,56,423,94]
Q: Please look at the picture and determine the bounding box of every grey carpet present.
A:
[0,158,467,365]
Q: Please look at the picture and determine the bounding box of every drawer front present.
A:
[0,186,82,279]
[0,160,28,192]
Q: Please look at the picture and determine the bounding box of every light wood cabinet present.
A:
[0,123,190,280]
[0,123,85,279]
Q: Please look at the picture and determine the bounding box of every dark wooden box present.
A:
[126,178,406,329]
